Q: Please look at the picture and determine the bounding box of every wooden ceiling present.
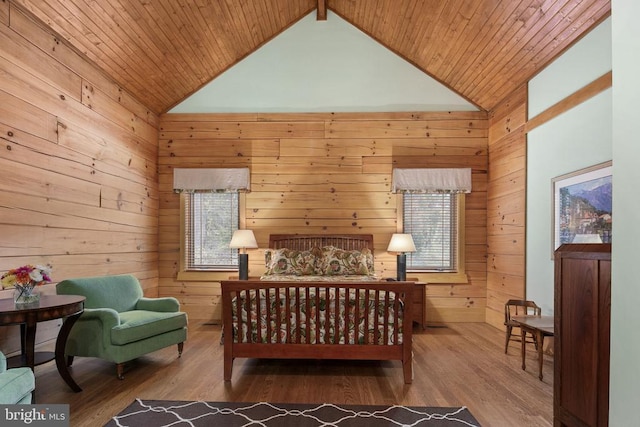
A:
[12,0,610,114]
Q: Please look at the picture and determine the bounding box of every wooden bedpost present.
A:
[222,281,234,381]
[402,283,414,384]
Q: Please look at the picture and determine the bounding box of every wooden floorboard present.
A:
[33,322,553,426]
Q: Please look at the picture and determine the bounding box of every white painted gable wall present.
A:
[170,11,476,113]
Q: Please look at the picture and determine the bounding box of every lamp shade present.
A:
[387,233,416,253]
[229,230,258,250]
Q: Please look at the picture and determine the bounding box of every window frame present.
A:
[177,192,247,280]
[397,193,467,283]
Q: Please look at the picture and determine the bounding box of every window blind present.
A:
[185,192,239,270]
[404,193,458,272]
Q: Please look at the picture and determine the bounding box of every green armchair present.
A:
[56,274,187,380]
[0,351,35,404]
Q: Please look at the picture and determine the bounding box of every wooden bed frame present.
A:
[221,234,414,384]
[268,233,374,251]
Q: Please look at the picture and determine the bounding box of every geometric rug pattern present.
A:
[105,399,481,426]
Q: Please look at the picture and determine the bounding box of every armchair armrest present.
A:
[136,297,180,313]
[81,308,120,327]
[0,351,6,373]
[80,308,120,347]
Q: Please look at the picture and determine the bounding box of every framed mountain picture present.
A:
[552,161,612,255]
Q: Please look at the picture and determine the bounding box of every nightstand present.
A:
[408,279,426,330]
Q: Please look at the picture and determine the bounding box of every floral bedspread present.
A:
[231,287,404,345]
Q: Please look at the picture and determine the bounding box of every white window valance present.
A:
[173,168,250,193]
[392,168,472,194]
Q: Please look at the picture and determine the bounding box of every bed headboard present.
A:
[268,234,373,251]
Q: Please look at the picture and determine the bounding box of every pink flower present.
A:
[1,264,53,289]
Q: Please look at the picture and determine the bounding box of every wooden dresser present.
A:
[554,243,611,427]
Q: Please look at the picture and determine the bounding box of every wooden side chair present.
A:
[504,299,541,354]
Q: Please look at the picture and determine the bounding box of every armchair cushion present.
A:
[0,352,34,404]
[113,310,187,346]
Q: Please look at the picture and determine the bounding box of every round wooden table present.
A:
[0,294,85,393]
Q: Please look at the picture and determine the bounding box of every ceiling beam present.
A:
[317,0,327,20]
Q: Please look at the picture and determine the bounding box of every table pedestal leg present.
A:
[537,332,545,381]
[55,313,82,392]
[23,317,37,369]
[23,318,37,403]
[520,328,527,371]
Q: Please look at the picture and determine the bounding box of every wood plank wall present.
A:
[158,112,488,325]
[485,74,611,331]
[485,85,528,329]
[0,3,159,353]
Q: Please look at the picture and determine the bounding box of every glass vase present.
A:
[14,285,40,307]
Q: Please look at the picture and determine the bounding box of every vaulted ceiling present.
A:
[13,0,610,114]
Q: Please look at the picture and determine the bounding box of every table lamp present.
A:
[387,233,416,281]
[229,230,258,280]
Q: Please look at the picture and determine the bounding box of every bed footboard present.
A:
[221,280,414,384]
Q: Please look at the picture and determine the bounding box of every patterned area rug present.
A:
[105,399,481,426]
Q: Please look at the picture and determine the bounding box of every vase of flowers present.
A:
[1,264,52,307]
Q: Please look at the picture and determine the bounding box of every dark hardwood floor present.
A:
[34,322,553,426]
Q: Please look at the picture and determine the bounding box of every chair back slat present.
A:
[505,299,541,322]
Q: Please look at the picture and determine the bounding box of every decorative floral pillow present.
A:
[360,247,375,274]
[264,248,317,276]
[317,246,371,276]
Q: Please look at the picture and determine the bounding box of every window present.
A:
[392,167,469,281]
[403,193,461,272]
[184,192,239,270]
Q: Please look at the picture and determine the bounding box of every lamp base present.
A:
[396,253,407,281]
[238,253,249,280]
